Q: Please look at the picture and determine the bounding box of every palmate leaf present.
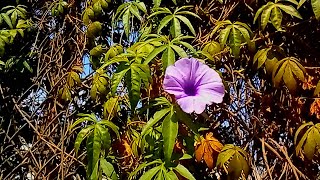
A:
[150,6,199,37]
[111,62,151,110]
[295,122,320,160]
[254,1,302,30]
[195,133,223,169]
[143,35,194,70]
[253,46,282,74]
[272,57,306,92]
[217,144,249,180]
[115,1,146,37]
[213,21,254,58]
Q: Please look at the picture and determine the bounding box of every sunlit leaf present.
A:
[162,110,178,163]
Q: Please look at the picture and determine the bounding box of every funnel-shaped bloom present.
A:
[163,58,225,114]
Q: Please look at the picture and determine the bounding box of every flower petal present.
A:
[177,95,207,114]
[197,88,224,104]
[194,63,222,87]
[173,58,200,81]
[163,66,187,98]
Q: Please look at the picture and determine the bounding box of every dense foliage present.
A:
[1,0,320,179]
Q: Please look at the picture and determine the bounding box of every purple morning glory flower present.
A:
[163,58,225,114]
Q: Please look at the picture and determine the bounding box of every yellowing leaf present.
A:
[202,41,222,59]
[314,80,320,96]
[216,144,249,179]
[295,122,320,160]
[272,57,305,92]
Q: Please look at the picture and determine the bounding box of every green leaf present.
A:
[70,116,95,131]
[74,125,94,155]
[283,65,297,92]
[235,25,255,52]
[228,26,242,58]
[129,160,163,179]
[171,17,181,37]
[254,3,270,23]
[139,166,162,180]
[136,2,147,13]
[92,126,102,170]
[165,171,179,180]
[141,108,171,137]
[96,124,111,150]
[11,10,17,27]
[261,5,273,30]
[157,15,173,34]
[130,6,142,21]
[216,144,236,167]
[170,44,187,58]
[176,11,201,19]
[304,128,317,160]
[99,120,120,138]
[178,41,196,53]
[294,121,313,145]
[289,60,305,81]
[100,158,118,180]
[1,13,12,29]
[312,0,320,20]
[298,0,307,8]
[111,64,130,94]
[23,61,33,73]
[90,160,99,180]
[271,7,283,30]
[144,45,166,64]
[153,0,161,7]
[277,4,302,19]
[162,111,178,163]
[123,9,131,37]
[175,15,196,35]
[129,63,151,110]
[162,46,175,70]
[219,25,232,46]
[272,60,287,87]
[174,164,196,180]
[103,97,119,120]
